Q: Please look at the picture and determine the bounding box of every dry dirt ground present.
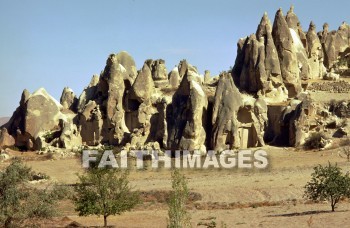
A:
[2,145,350,227]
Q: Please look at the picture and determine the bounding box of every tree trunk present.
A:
[4,217,12,228]
[104,215,108,227]
[331,203,335,212]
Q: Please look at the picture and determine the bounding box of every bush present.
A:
[73,168,140,227]
[304,132,328,150]
[304,163,350,211]
[167,169,191,228]
[0,159,66,227]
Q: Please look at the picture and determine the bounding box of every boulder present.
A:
[0,128,15,149]
[59,118,82,149]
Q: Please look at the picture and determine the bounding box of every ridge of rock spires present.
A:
[319,21,350,69]
[2,6,350,152]
[233,11,288,103]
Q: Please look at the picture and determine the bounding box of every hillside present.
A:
[0,117,10,127]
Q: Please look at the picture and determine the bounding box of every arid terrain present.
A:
[1,4,350,228]
[1,144,350,227]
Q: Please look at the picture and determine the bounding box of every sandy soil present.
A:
[2,145,350,227]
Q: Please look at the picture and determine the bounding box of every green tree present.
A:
[0,159,66,227]
[167,169,191,228]
[73,168,140,227]
[304,163,350,211]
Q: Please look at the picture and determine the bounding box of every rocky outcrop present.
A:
[233,12,288,103]
[285,5,307,49]
[60,87,78,111]
[114,51,138,84]
[272,8,301,97]
[169,67,180,88]
[5,88,67,150]
[286,6,310,81]
[320,22,350,69]
[101,54,129,144]
[167,61,208,152]
[3,7,350,152]
[0,128,15,149]
[306,22,326,79]
[212,72,243,151]
[130,63,154,103]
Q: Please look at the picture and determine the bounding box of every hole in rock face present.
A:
[123,80,141,132]
[237,107,253,123]
[205,100,213,149]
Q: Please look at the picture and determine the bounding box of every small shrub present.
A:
[167,169,191,228]
[0,159,66,227]
[304,163,350,211]
[73,168,140,227]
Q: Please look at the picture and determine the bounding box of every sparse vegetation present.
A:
[167,169,191,228]
[0,159,67,227]
[339,138,350,161]
[304,163,350,211]
[73,167,140,227]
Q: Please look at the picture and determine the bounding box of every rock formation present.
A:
[167,61,208,152]
[306,21,326,79]
[2,7,350,153]
[211,72,242,151]
[60,87,78,112]
[272,8,301,97]
[0,128,15,149]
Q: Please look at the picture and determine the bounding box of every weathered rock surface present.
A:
[0,128,15,149]
[234,12,288,103]
[3,7,350,152]
[272,8,301,97]
[212,72,243,151]
[131,63,154,103]
[169,67,180,88]
[306,21,326,79]
[60,87,78,111]
[167,61,208,152]
[320,22,350,69]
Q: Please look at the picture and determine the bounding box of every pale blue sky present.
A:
[0,0,349,117]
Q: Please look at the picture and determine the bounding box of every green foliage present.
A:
[0,159,66,227]
[167,169,191,228]
[304,163,350,211]
[304,132,328,150]
[73,168,140,227]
